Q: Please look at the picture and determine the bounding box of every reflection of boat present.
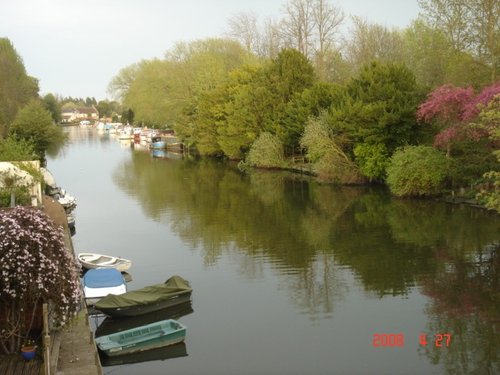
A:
[96,300,193,338]
[78,252,132,272]
[84,269,127,305]
[95,319,186,357]
[151,149,183,160]
[95,275,192,317]
[99,342,187,367]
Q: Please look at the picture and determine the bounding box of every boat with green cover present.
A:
[95,319,186,357]
[95,275,192,317]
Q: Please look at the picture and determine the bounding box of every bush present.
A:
[354,143,389,181]
[246,132,285,168]
[0,207,81,353]
[386,146,449,196]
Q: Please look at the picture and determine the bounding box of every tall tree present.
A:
[418,0,500,82]
[281,0,315,57]
[227,12,261,55]
[345,17,404,73]
[8,100,65,158]
[42,93,61,123]
[312,0,344,80]
[0,38,39,135]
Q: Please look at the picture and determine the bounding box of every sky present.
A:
[0,0,420,101]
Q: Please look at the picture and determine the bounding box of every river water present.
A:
[47,127,499,375]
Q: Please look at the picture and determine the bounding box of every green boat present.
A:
[95,275,192,317]
[95,319,186,357]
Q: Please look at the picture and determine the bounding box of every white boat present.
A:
[78,252,132,272]
[83,268,127,305]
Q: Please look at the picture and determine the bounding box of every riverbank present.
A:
[42,196,102,375]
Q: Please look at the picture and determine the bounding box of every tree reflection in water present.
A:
[113,148,499,373]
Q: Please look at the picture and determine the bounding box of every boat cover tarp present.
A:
[95,275,191,310]
[84,269,124,288]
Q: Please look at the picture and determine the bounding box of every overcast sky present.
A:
[0,0,420,101]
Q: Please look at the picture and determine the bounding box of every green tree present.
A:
[0,38,39,135]
[96,100,112,118]
[42,93,61,123]
[353,143,389,182]
[8,100,65,158]
[328,62,423,163]
[0,136,36,161]
[386,145,450,196]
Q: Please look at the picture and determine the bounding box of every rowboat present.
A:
[95,300,193,338]
[95,275,192,317]
[83,268,127,305]
[95,319,186,357]
[78,252,132,272]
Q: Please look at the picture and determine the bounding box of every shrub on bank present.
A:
[386,145,449,197]
[246,132,285,168]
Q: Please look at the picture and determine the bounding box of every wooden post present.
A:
[43,303,51,375]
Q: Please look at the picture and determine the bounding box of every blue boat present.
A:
[83,268,127,305]
[150,136,165,149]
[95,319,187,357]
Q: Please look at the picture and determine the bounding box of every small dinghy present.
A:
[83,268,127,305]
[78,252,132,272]
[95,319,186,357]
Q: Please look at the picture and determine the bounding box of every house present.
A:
[61,106,99,123]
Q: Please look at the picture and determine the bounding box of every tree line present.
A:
[108,0,499,208]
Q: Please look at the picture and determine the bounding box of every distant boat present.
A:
[78,252,132,272]
[83,268,127,305]
[150,136,165,149]
[95,319,187,357]
[95,275,192,317]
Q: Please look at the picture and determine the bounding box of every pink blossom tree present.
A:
[0,207,81,354]
[417,82,500,155]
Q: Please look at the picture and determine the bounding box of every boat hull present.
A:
[78,253,132,272]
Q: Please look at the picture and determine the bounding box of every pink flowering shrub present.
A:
[417,82,500,152]
[0,206,81,354]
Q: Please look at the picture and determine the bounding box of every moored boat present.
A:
[95,275,192,317]
[150,136,165,149]
[95,319,187,357]
[95,300,193,338]
[83,268,127,305]
[78,252,132,272]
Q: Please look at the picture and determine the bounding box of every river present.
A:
[47,127,499,375]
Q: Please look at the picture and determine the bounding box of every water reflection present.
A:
[58,128,499,374]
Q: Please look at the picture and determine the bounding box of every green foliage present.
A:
[354,143,389,181]
[41,93,61,123]
[386,145,450,196]
[335,62,422,153]
[281,82,343,151]
[0,136,36,161]
[246,132,285,168]
[0,38,39,135]
[9,100,65,158]
[474,99,500,212]
[301,116,363,184]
